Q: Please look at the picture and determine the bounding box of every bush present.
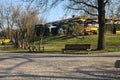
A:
[105,24,120,31]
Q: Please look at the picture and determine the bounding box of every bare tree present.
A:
[0,1,46,49]
[14,5,45,49]
[67,0,111,50]
[0,3,20,39]
[0,5,6,38]
[22,0,114,50]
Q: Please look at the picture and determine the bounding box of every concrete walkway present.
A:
[0,52,120,80]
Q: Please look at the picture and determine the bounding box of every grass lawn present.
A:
[0,34,120,54]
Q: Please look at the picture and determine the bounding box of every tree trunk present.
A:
[14,31,20,48]
[97,0,106,50]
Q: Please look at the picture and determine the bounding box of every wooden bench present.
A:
[62,44,91,53]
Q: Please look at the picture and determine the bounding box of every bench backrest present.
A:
[65,44,91,50]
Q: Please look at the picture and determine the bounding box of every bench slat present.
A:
[62,44,91,53]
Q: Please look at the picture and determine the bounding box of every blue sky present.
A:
[0,0,118,23]
[46,4,65,22]
[0,0,67,22]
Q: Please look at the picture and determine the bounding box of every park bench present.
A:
[62,44,91,53]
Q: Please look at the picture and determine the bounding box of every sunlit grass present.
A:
[0,34,120,53]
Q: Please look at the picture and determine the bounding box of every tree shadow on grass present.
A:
[43,35,75,44]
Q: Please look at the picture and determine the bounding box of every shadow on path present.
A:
[0,52,119,79]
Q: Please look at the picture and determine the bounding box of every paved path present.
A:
[0,52,120,80]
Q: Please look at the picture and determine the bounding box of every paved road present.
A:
[0,51,120,80]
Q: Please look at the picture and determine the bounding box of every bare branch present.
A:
[104,0,110,4]
[70,0,98,9]
[67,6,98,16]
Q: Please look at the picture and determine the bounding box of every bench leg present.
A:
[42,46,44,53]
[62,49,65,53]
[87,49,91,54]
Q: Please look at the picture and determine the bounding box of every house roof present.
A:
[46,16,120,25]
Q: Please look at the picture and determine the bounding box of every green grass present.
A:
[33,34,120,53]
[0,45,28,53]
[42,35,98,52]
[1,34,120,53]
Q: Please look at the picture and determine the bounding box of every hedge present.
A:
[105,24,120,31]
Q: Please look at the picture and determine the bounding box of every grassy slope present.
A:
[33,34,120,52]
[0,34,120,53]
